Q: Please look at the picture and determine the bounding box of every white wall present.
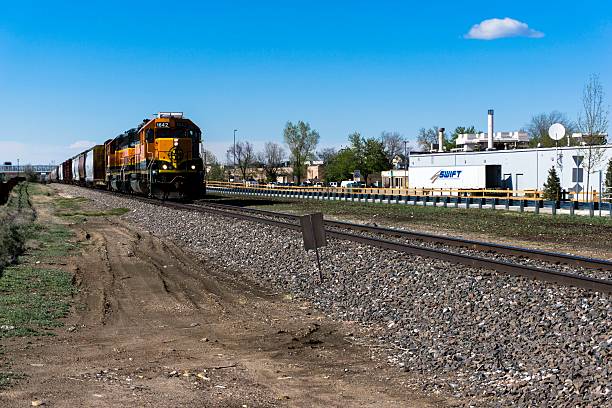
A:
[409,145,612,192]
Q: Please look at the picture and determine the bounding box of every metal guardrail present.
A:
[207,181,545,200]
[206,181,612,216]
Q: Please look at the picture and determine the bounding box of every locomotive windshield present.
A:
[155,128,198,139]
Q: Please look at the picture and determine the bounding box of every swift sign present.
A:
[409,165,501,189]
[430,169,463,183]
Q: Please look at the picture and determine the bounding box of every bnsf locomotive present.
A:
[49,112,203,199]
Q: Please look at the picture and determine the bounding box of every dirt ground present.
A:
[0,194,446,407]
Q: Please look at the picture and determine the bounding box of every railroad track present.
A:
[101,190,612,294]
[193,201,612,269]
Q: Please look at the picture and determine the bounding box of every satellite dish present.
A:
[548,123,566,141]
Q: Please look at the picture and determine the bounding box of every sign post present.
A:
[300,213,327,282]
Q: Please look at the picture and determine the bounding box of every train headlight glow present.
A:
[162,164,168,170]
[174,142,178,146]
[191,165,196,170]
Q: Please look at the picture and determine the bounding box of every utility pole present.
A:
[17,158,20,177]
[403,141,409,190]
[233,129,237,181]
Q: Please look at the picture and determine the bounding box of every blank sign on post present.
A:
[300,213,326,250]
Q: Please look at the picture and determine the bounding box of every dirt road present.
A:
[1,202,444,407]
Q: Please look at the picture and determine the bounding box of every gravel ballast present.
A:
[58,185,612,407]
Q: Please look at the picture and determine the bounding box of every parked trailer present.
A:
[408,165,502,190]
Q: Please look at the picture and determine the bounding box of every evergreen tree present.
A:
[542,167,561,201]
[605,158,612,190]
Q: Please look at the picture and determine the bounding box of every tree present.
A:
[325,148,356,182]
[447,126,477,151]
[577,74,609,200]
[416,126,439,151]
[381,131,404,161]
[363,138,390,182]
[283,121,320,184]
[226,141,255,180]
[317,147,337,163]
[542,167,561,201]
[202,149,226,181]
[526,111,576,148]
[259,142,286,182]
[606,158,612,191]
[344,132,390,183]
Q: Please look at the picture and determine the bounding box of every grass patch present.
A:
[53,196,90,210]
[0,265,74,337]
[0,371,24,389]
[21,223,77,259]
[0,222,76,338]
[53,196,128,218]
[0,185,77,339]
[57,207,130,217]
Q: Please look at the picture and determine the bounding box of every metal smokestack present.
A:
[438,128,445,152]
[487,109,494,150]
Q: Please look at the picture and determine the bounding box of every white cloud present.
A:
[464,17,544,40]
[68,140,96,150]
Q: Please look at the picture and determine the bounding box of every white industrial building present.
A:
[406,145,612,195]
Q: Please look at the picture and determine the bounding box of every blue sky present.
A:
[1,0,611,164]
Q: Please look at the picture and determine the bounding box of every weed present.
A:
[0,372,24,389]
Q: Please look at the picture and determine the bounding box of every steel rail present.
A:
[193,201,612,272]
[97,190,612,293]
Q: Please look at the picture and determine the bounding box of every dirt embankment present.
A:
[0,189,444,407]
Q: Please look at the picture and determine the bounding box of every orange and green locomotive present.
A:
[105,112,203,198]
[53,112,204,199]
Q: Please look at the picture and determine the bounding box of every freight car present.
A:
[51,112,203,199]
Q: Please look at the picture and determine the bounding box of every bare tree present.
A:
[381,131,404,161]
[226,141,255,181]
[526,111,576,147]
[317,147,337,163]
[577,74,609,200]
[259,142,286,182]
[416,126,439,151]
[283,121,319,184]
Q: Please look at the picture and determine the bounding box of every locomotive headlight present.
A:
[191,165,196,170]
[162,164,168,170]
[174,142,179,146]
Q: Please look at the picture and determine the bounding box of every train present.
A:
[49,112,204,199]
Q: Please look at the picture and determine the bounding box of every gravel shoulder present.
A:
[0,185,442,407]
